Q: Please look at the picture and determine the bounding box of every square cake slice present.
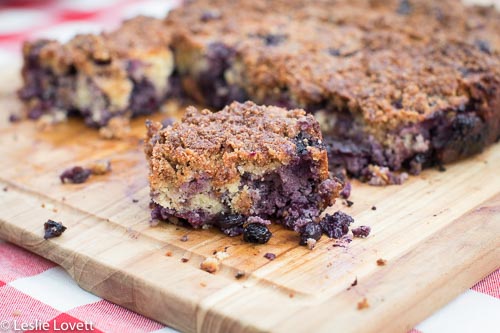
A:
[18,16,174,127]
[145,101,342,235]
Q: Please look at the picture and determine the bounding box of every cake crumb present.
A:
[99,117,130,139]
[200,257,220,273]
[264,253,276,260]
[344,200,354,207]
[60,166,91,184]
[371,206,377,211]
[132,199,139,203]
[181,258,189,263]
[214,251,229,261]
[352,226,371,238]
[200,282,207,287]
[2,187,8,192]
[235,271,245,279]
[306,238,317,250]
[351,278,358,287]
[377,258,387,266]
[43,219,67,240]
[357,298,369,310]
[165,251,173,257]
[289,293,295,298]
[87,159,111,175]
[180,235,189,242]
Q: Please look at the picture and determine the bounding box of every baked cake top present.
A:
[145,101,329,188]
[167,0,500,131]
[23,16,171,77]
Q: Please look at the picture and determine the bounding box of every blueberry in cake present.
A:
[145,101,342,240]
[19,16,174,127]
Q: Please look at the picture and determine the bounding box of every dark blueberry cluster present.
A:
[243,223,272,244]
[299,222,322,245]
[43,219,67,240]
[320,211,354,239]
[216,214,246,237]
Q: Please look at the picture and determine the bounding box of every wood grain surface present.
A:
[0,62,499,333]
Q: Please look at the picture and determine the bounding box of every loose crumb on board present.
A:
[200,257,220,273]
[264,253,276,260]
[351,278,358,287]
[180,235,189,242]
[87,159,111,175]
[200,282,207,287]
[43,219,67,240]
[235,271,245,279]
[371,206,377,210]
[289,293,295,298]
[352,226,371,238]
[377,258,387,266]
[165,251,173,257]
[357,298,370,310]
[181,258,189,263]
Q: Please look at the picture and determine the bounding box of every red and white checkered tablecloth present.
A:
[0,1,499,332]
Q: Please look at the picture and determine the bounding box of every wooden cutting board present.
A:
[0,63,499,333]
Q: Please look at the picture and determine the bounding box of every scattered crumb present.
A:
[180,235,189,242]
[306,238,317,250]
[235,271,245,279]
[181,258,189,263]
[352,226,371,238]
[351,278,358,287]
[9,113,21,123]
[214,251,229,261]
[43,219,67,240]
[289,293,295,298]
[87,159,111,175]
[200,257,220,273]
[35,111,67,130]
[61,196,66,202]
[371,206,377,211]
[52,208,58,213]
[339,181,351,199]
[2,187,8,192]
[357,298,369,310]
[132,199,139,203]
[200,282,207,287]
[165,251,173,257]
[344,200,354,207]
[41,203,45,208]
[376,258,387,266]
[326,262,333,268]
[201,224,212,230]
[99,117,130,139]
[264,253,276,260]
[60,166,91,184]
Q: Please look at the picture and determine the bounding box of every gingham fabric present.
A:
[0,1,499,332]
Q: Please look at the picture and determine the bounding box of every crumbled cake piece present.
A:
[306,238,317,250]
[377,258,387,266]
[99,117,131,139]
[19,16,174,127]
[200,257,220,273]
[320,211,354,239]
[44,219,67,240]
[357,298,370,310]
[352,225,371,238]
[263,253,276,261]
[146,101,342,240]
[167,0,500,183]
[87,159,111,175]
